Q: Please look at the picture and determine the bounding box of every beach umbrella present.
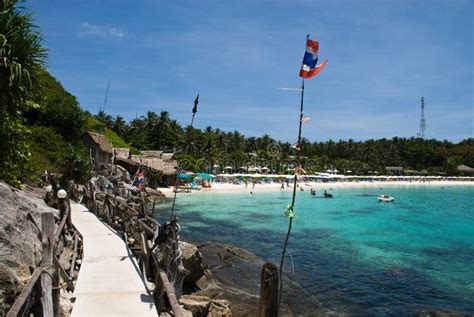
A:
[178,173,193,179]
[196,172,214,179]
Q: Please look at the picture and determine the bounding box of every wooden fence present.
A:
[81,183,187,317]
[6,199,82,317]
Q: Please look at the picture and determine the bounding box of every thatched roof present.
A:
[457,164,474,173]
[117,153,178,176]
[141,150,163,158]
[85,132,113,153]
[114,148,130,159]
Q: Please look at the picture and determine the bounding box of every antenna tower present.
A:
[417,97,426,139]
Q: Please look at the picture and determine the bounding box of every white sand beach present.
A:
[159,180,474,198]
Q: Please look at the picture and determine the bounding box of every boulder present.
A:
[181,242,205,284]
[0,182,58,315]
[145,187,167,203]
[208,299,232,317]
[179,294,210,317]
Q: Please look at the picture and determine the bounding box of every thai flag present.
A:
[136,171,145,190]
[299,37,328,79]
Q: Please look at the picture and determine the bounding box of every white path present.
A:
[70,203,156,317]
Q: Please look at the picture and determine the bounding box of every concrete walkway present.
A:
[70,203,156,316]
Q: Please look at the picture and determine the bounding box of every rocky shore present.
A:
[0,177,314,316]
[0,182,81,316]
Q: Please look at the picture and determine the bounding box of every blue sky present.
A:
[27,0,473,142]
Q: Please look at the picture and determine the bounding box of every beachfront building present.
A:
[457,164,474,175]
[385,166,404,176]
[114,148,131,160]
[83,131,114,169]
[116,150,178,187]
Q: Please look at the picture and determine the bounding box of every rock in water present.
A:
[0,182,58,315]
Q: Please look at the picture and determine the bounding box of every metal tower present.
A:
[417,97,426,139]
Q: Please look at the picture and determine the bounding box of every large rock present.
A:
[0,182,58,315]
[145,187,167,203]
[181,242,205,284]
[179,294,210,317]
[208,299,232,317]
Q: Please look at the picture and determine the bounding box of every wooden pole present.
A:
[278,40,308,314]
[260,263,279,317]
[41,212,55,317]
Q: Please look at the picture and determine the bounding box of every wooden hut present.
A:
[116,151,178,187]
[457,164,474,175]
[83,132,113,169]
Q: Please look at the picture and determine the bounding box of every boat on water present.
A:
[378,195,394,202]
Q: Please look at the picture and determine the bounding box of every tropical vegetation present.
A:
[0,0,472,188]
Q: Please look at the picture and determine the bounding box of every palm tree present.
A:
[0,0,47,185]
[0,0,47,111]
[112,115,127,137]
[95,110,113,128]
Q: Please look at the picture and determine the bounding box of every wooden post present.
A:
[66,199,72,230]
[53,260,60,316]
[41,212,55,317]
[259,262,279,317]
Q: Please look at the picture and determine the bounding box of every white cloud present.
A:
[78,22,126,39]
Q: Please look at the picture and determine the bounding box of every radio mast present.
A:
[417,97,426,139]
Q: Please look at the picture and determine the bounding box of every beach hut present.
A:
[83,131,114,169]
[457,164,474,175]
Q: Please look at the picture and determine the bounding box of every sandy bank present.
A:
[159,180,473,198]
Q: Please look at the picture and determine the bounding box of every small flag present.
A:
[299,36,328,79]
[136,171,145,190]
[301,116,310,124]
[192,94,199,114]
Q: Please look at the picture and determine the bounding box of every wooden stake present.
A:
[41,212,55,317]
[260,263,279,317]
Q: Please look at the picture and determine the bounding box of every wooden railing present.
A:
[6,201,82,317]
[81,183,186,317]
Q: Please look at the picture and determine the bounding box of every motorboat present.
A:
[378,195,394,202]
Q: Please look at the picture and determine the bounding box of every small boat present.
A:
[378,195,394,202]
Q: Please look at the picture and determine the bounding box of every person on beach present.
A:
[281,182,285,190]
[252,179,256,189]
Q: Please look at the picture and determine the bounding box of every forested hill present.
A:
[0,1,472,187]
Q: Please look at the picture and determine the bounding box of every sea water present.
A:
[154,185,474,315]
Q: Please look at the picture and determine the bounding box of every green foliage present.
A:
[86,116,130,148]
[0,1,47,110]
[102,108,472,175]
[0,0,47,186]
[59,144,92,183]
[26,125,91,182]
[0,110,31,186]
[25,68,86,141]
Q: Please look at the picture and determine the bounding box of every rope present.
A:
[39,264,55,278]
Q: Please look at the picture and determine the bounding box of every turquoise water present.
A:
[154,186,474,315]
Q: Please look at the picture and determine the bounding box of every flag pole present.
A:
[171,94,199,219]
[278,34,308,315]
